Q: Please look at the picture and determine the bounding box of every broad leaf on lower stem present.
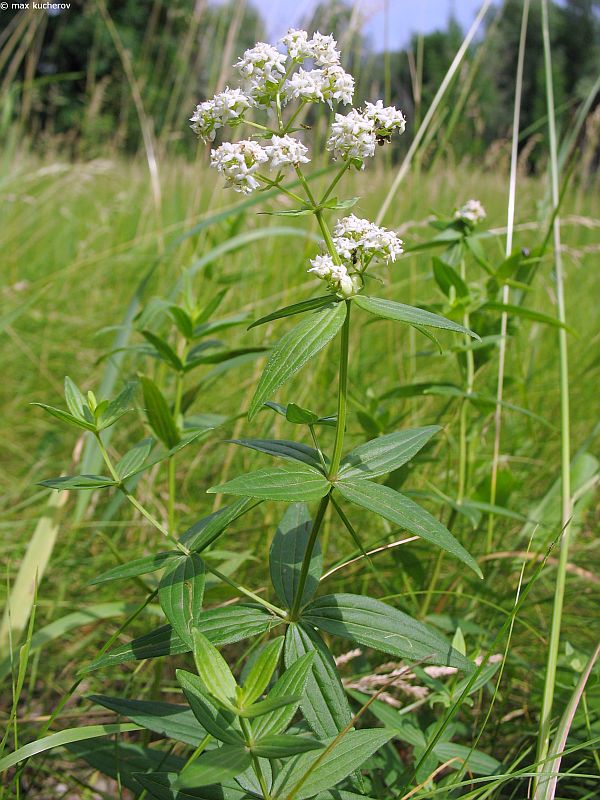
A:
[273,729,395,799]
[173,744,251,788]
[227,438,326,472]
[176,669,243,745]
[334,479,482,577]
[208,464,331,502]
[270,503,322,610]
[337,426,440,481]
[284,623,352,740]
[158,554,205,648]
[303,593,474,671]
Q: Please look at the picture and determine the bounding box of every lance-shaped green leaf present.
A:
[180,498,258,551]
[432,257,469,299]
[176,670,243,745]
[248,295,338,330]
[83,605,282,672]
[242,636,284,705]
[158,554,205,648]
[251,652,314,739]
[273,729,395,799]
[64,376,88,419]
[90,551,179,585]
[192,629,238,705]
[284,624,352,739]
[97,382,137,429]
[115,438,153,479]
[174,744,251,788]
[335,480,482,577]
[141,377,180,448]
[303,594,473,671]
[238,694,301,718]
[270,503,322,609]
[39,474,118,491]
[89,695,207,747]
[141,330,184,371]
[479,301,575,333]
[32,402,97,431]
[337,426,440,481]
[353,295,479,339]
[251,735,324,758]
[208,464,331,502]
[227,438,326,472]
[249,302,347,420]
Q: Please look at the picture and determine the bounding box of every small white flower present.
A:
[190,88,252,143]
[326,109,376,165]
[265,135,310,168]
[308,31,341,66]
[455,199,486,225]
[210,140,268,194]
[308,253,335,279]
[281,28,312,61]
[325,65,355,106]
[364,100,406,138]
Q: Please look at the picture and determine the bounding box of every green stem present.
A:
[320,163,350,205]
[204,563,286,619]
[256,174,306,205]
[241,718,271,799]
[308,424,327,471]
[290,493,330,620]
[328,302,351,479]
[94,433,189,556]
[457,258,474,505]
[536,0,573,783]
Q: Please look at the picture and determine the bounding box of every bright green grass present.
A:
[1,153,599,795]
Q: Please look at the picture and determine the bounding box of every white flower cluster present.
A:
[190,87,253,143]
[327,102,406,167]
[210,140,268,194]
[284,65,354,107]
[264,135,309,168]
[455,199,486,225]
[280,29,341,66]
[333,215,404,267]
[308,255,360,299]
[209,136,310,193]
[309,216,404,297]
[235,42,287,103]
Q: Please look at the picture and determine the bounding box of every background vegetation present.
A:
[1,1,599,798]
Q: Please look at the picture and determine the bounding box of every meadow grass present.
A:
[1,148,599,797]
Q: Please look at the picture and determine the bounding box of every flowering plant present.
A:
[32,30,493,799]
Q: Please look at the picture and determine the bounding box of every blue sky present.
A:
[233,0,487,51]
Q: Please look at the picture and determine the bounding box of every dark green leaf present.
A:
[208,465,331,502]
[434,742,501,775]
[273,730,395,799]
[251,734,324,758]
[249,302,347,419]
[337,427,440,481]
[141,330,183,371]
[353,295,479,339]
[228,438,326,471]
[89,695,207,747]
[304,594,473,671]
[286,403,319,424]
[159,554,205,648]
[284,624,352,739]
[168,306,194,339]
[432,257,469,299]
[32,402,97,432]
[176,670,243,745]
[115,438,153,479]
[174,744,251,787]
[90,551,179,585]
[141,376,180,448]
[134,771,247,800]
[98,382,137,429]
[83,605,282,672]
[335,480,482,577]
[39,474,118,491]
[270,504,322,609]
